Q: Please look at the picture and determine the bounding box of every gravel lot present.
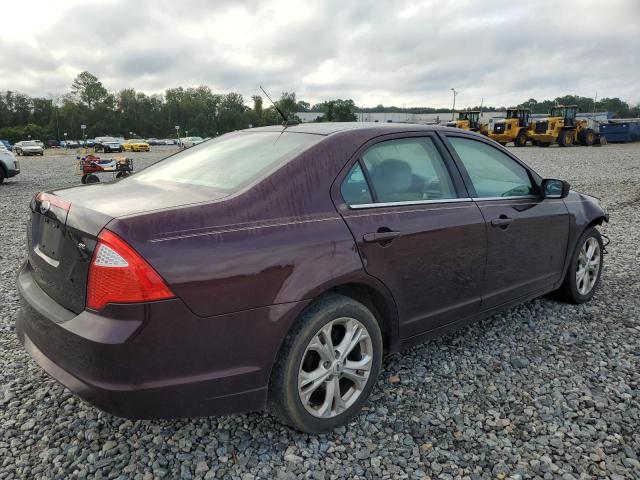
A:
[1,143,639,479]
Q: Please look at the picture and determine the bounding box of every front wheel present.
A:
[559,129,574,147]
[580,128,595,146]
[514,130,528,147]
[555,227,603,304]
[269,294,383,433]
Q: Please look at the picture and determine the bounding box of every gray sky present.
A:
[1,0,639,108]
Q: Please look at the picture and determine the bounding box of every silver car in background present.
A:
[14,140,44,156]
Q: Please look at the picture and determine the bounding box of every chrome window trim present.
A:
[348,195,542,209]
[349,197,473,209]
[471,195,539,201]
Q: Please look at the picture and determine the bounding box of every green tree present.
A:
[322,99,357,122]
[71,71,108,109]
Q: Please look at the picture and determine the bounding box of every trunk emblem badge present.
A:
[39,200,51,214]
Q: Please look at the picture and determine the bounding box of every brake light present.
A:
[86,229,175,310]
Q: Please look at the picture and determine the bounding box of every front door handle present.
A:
[363,230,402,243]
[491,216,514,229]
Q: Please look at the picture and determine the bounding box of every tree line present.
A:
[0,71,638,143]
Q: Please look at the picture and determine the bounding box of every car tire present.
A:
[555,227,604,304]
[269,293,383,433]
[0,168,5,185]
[85,174,100,184]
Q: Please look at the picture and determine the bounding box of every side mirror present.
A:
[542,178,570,199]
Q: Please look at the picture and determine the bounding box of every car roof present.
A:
[247,122,453,136]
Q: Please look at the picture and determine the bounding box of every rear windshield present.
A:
[135,131,322,192]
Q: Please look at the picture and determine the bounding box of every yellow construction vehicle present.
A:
[488,108,532,147]
[529,105,597,147]
[447,110,486,133]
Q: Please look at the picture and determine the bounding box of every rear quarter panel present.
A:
[106,132,380,317]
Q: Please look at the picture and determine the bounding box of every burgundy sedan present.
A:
[17,123,608,433]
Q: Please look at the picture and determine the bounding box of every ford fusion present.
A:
[17,123,608,433]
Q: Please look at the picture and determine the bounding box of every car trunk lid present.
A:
[27,193,113,314]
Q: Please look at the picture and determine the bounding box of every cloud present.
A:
[1,0,639,107]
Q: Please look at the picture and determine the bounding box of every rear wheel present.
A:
[269,294,383,433]
[559,129,574,147]
[555,227,603,304]
[514,130,528,147]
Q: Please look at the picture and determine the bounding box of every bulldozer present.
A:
[447,110,488,134]
[488,108,532,147]
[529,105,597,147]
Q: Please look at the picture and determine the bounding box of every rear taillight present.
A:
[86,229,175,310]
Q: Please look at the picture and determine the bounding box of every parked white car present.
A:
[0,144,20,184]
[14,140,44,156]
[179,136,204,148]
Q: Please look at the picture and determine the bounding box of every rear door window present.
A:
[341,163,373,205]
[359,137,457,204]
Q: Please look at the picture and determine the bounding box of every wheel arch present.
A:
[327,282,398,352]
[268,277,399,387]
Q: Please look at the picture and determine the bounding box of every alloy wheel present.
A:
[576,237,601,295]
[297,317,373,418]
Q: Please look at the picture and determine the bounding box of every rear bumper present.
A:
[16,261,308,419]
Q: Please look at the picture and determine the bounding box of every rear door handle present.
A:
[491,216,514,228]
[363,231,402,243]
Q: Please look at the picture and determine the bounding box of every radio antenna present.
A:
[260,86,296,126]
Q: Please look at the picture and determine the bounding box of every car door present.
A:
[443,134,570,309]
[333,133,487,338]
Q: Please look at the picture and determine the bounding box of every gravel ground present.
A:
[1,143,639,479]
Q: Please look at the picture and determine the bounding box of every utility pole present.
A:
[451,88,458,121]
